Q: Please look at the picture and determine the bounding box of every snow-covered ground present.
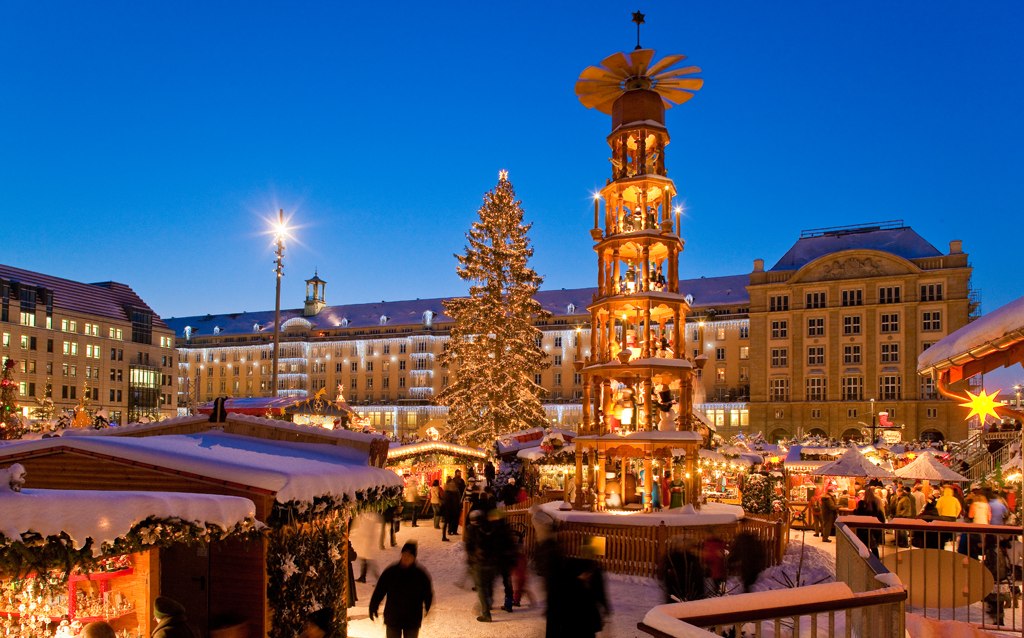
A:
[346,521,837,638]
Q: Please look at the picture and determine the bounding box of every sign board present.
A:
[882,430,902,445]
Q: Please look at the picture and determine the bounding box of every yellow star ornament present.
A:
[959,388,1002,424]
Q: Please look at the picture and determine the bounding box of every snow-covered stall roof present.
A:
[812,446,893,478]
[517,444,575,462]
[0,432,402,505]
[894,451,969,482]
[918,295,1024,375]
[495,427,576,455]
[0,486,257,550]
[388,440,487,461]
[64,413,388,465]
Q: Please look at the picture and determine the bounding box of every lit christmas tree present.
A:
[436,171,551,445]
[0,359,25,440]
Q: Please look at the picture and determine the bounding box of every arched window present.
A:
[808,428,829,438]
[919,429,945,443]
[840,428,863,442]
[768,428,790,443]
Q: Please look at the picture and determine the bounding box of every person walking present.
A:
[893,486,916,547]
[442,478,460,539]
[369,541,434,638]
[382,504,400,548]
[352,511,384,583]
[819,490,838,542]
[151,597,198,638]
[427,479,443,529]
[854,486,886,557]
[404,479,421,528]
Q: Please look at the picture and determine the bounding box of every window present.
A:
[739,366,749,382]
[716,327,726,341]
[534,335,543,349]
[534,374,542,386]
[843,315,861,335]
[805,291,826,309]
[553,372,562,386]
[399,377,406,388]
[880,343,900,363]
[843,344,861,364]
[553,355,562,366]
[807,317,824,337]
[774,409,785,419]
[1,333,8,347]
[554,336,563,348]
[841,376,863,401]
[880,313,900,333]
[879,375,902,400]
[416,341,427,353]
[878,286,901,304]
[109,327,123,340]
[920,283,943,302]
[920,377,938,400]
[811,409,822,419]
[806,377,826,401]
[20,312,35,327]
[769,378,790,401]
[574,373,582,385]
[715,367,726,382]
[365,378,373,390]
[848,408,858,418]
[382,344,390,355]
[770,348,788,367]
[807,346,825,366]
[769,295,789,312]
[770,320,788,339]
[922,311,942,331]
[739,346,749,360]
[842,289,863,307]
[715,348,726,361]
[730,408,749,427]
[399,343,407,354]
[366,361,374,372]
[351,362,358,373]
[739,325,749,339]
[926,408,938,419]
[350,378,357,389]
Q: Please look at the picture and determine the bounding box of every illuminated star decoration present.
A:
[498,169,509,182]
[959,388,1002,424]
[632,10,645,50]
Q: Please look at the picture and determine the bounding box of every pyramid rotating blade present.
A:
[659,88,698,107]
[580,65,618,82]
[647,54,687,77]
[601,51,631,76]
[657,78,704,91]
[627,49,654,77]
[653,66,702,81]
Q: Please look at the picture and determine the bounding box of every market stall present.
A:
[698,448,758,505]
[0,423,402,638]
[386,440,488,499]
[0,465,258,638]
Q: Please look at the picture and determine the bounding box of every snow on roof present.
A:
[917,295,1024,374]
[811,446,893,478]
[495,427,576,455]
[387,440,487,460]
[770,226,942,272]
[0,486,256,550]
[0,263,170,329]
[1,432,401,504]
[165,277,751,338]
[67,413,385,460]
[894,452,969,482]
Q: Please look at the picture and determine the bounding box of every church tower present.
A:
[573,16,707,510]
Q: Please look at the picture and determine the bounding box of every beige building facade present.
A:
[0,264,178,424]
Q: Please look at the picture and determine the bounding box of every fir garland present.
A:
[0,516,262,586]
[269,485,403,526]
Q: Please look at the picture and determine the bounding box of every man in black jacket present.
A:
[369,542,433,638]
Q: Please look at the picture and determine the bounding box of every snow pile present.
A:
[0,486,256,549]
[0,432,402,504]
[906,613,1002,638]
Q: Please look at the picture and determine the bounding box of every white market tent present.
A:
[812,446,893,479]
[894,451,969,482]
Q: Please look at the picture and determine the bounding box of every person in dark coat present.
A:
[484,460,496,486]
[660,542,705,602]
[442,478,460,539]
[532,510,567,638]
[381,504,399,548]
[151,597,197,638]
[346,540,358,608]
[563,546,610,638]
[369,542,433,638]
[853,486,886,557]
[819,490,838,542]
[728,532,767,593]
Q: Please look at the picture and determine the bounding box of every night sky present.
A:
[2,2,1021,388]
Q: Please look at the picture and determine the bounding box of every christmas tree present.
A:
[0,359,24,440]
[436,171,551,445]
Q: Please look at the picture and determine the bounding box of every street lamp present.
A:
[869,397,876,445]
[270,209,289,398]
[1014,384,1022,409]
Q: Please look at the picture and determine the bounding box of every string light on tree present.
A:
[0,359,24,440]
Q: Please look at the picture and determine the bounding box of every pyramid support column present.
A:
[596,449,607,511]
[643,451,653,512]
[575,448,585,509]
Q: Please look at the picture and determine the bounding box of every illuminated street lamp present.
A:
[869,397,876,445]
[270,209,290,397]
[1015,384,1022,409]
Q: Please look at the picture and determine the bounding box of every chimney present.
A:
[753,258,764,272]
[949,240,963,255]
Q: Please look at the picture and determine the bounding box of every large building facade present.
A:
[166,223,975,442]
[0,264,178,424]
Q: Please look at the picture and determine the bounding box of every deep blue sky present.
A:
[2,2,1022,384]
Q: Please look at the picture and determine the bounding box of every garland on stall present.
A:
[268,484,404,527]
[0,516,262,588]
[266,511,349,638]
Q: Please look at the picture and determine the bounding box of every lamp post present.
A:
[270,209,288,398]
[1014,384,1022,409]
[869,397,876,445]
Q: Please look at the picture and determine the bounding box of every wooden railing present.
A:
[502,507,783,580]
[637,518,907,637]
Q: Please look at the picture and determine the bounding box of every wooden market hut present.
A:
[386,439,488,501]
[0,475,258,638]
[0,417,401,638]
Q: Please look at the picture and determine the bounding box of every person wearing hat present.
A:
[152,596,197,638]
[299,608,336,638]
[369,541,433,637]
